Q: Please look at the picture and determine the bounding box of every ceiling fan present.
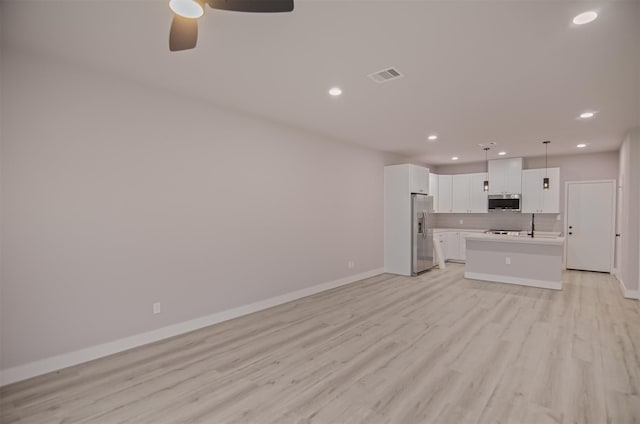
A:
[169,0,294,51]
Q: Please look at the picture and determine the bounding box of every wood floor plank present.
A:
[1,264,639,423]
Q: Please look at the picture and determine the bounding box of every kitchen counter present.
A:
[464,233,565,245]
[433,228,488,233]
[464,233,565,290]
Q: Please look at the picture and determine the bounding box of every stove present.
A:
[485,229,522,236]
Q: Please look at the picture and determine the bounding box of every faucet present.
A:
[530,213,535,238]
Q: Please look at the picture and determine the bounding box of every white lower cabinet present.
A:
[443,232,461,260]
[436,231,476,262]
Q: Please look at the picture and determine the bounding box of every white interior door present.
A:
[566,181,615,272]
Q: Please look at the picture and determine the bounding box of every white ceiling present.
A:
[2,0,639,164]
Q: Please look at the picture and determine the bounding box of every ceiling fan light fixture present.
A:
[573,11,598,25]
[170,0,204,18]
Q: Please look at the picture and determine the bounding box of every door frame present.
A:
[563,179,616,273]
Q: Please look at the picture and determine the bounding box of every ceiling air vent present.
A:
[368,67,404,84]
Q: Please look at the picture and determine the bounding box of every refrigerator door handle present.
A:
[423,210,427,238]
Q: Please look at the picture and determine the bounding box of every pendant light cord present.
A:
[543,141,550,177]
[484,147,490,178]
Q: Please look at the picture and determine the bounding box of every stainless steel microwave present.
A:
[488,194,521,211]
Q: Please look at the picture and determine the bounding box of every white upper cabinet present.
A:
[522,168,560,213]
[541,168,561,213]
[468,173,489,212]
[451,175,470,213]
[488,158,523,195]
[522,169,542,213]
[409,164,429,194]
[437,175,453,213]
[429,173,439,212]
[451,173,488,213]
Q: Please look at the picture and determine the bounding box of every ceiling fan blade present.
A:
[169,14,198,51]
[207,0,293,13]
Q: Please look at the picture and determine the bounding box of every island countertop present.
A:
[464,233,565,290]
[464,233,565,246]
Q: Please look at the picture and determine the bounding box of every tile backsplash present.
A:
[434,212,563,233]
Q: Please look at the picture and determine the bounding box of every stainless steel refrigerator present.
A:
[412,194,435,274]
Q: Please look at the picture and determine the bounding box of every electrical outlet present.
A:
[348,261,355,269]
[505,257,511,265]
[153,302,161,314]
[459,219,463,225]
[557,214,561,221]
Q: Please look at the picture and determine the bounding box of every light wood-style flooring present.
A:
[1,264,639,423]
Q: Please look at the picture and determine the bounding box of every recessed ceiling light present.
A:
[169,0,204,18]
[428,135,438,141]
[498,151,507,156]
[328,87,342,96]
[577,143,587,148]
[451,156,459,161]
[579,111,595,119]
[573,11,598,25]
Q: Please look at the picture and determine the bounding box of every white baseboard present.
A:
[0,268,384,387]
[464,272,562,291]
[616,275,640,300]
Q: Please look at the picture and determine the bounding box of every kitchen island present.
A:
[464,233,565,290]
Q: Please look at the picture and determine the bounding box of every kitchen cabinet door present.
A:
[488,158,523,195]
[468,173,489,213]
[450,174,488,213]
[434,233,447,261]
[452,175,471,213]
[442,231,460,260]
[541,168,560,213]
[522,168,560,213]
[409,165,429,194]
[437,175,453,213]
[522,169,543,213]
[429,173,439,212]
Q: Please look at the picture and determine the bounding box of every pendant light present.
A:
[483,147,490,192]
[543,141,550,190]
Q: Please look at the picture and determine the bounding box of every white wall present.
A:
[0,49,405,374]
[617,128,640,297]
